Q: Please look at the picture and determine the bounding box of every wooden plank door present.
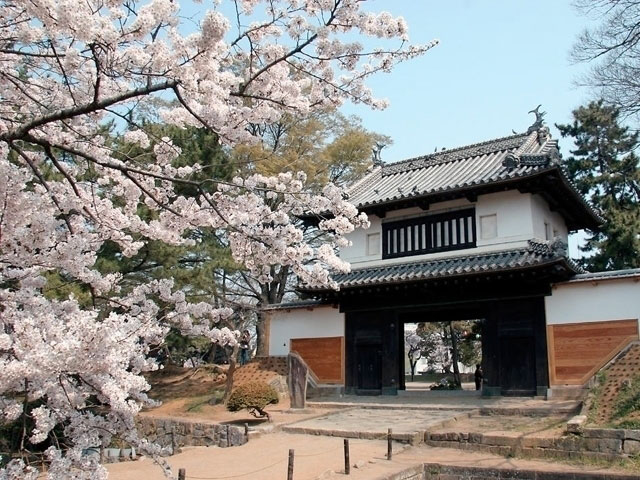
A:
[500,336,536,395]
[356,344,382,393]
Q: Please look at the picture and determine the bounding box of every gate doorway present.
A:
[403,319,483,392]
[344,297,549,397]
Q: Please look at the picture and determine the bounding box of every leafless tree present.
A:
[572,1,640,121]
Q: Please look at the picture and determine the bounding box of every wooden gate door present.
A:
[356,344,382,394]
[499,336,536,396]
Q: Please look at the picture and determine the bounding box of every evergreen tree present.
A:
[557,100,640,271]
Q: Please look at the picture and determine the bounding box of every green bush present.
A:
[226,381,279,420]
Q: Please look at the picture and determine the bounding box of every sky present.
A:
[334,1,600,256]
[179,1,601,255]
[339,1,598,162]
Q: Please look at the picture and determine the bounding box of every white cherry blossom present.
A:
[0,1,436,477]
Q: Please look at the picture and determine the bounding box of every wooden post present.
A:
[244,423,249,441]
[171,427,176,455]
[226,424,231,447]
[287,449,294,480]
[178,468,186,480]
[344,439,350,475]
[387,428,392,461]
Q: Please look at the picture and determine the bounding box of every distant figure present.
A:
[474,364,483,391]
[238,330,251,366]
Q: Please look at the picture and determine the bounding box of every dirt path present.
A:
[107,432,393,480]
[107,432,634,480]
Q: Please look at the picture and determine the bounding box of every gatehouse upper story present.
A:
[339,124,601,269]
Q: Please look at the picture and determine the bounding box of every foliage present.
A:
[556,100,640,271]
[610,375,640,428]
[229,109,392,355]
[233,110,392,190]
[415,321,481,372]
[572,1,640,122]
[0,1,436,477]
[226,381,279,419]
[429,377,460,390]
[405,332,425,381]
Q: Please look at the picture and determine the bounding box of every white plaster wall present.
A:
[340,191,551,267]
[268,306,344,356]
[531,194,569,241]
[340,214,382,264]
[545,278,640,326]
[475,190,535,247]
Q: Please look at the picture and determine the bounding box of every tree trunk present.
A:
[255,311,268,357]
[409,354,416,382]
[449,322,462,388]
[223,344,239,403]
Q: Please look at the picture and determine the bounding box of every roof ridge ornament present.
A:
[527,104,546,134]
[503,106,553,169]
[372,142,386,167]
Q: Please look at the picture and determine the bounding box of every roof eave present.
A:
[356,167,601,231]
[298,255,580,295]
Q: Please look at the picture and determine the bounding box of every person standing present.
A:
[238,330,251,366]
[474,364,483,391]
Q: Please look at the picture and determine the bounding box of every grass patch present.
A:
[609,375,640,426]
[185,390,225,412]
[586,371,606,426]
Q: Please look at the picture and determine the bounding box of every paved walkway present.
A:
[308,393,580,415]
[283,408,467,442]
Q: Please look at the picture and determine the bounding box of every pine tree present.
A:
[557,100,640,271]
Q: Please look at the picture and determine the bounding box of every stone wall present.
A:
[136,416,248,450]
[425,427,640,462]
[421,464,638,479]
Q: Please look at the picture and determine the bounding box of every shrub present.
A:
[226,381,279,420]
[429,377,460,390]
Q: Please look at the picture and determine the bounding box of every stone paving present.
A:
[283,407,469,443]
[307,393,581,416]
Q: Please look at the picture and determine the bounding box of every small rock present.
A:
[316,469,334,479]
[353,460,367,468]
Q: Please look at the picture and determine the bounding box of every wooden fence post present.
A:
[387,428,392,461]
[178,468,185,480]
[344,439,350,474]
[287,448,294,480]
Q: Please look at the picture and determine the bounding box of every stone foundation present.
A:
[425,426,640,462]
[421,463,638,479]
[136,416,248,450]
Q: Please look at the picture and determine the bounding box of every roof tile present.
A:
[306,241,583,291]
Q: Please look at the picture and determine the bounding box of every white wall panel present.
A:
[268,306,344,356]
[546,278,640,326]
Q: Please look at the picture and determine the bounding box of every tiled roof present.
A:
[262,299,326,311]
[305,241,582,291]
[347,129,601,229]
[564,268,640,284]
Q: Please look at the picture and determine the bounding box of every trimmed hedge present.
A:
[226,381,279,419]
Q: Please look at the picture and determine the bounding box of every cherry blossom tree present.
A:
[0,0,437,477]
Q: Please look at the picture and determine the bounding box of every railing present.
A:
[382,208,476,259]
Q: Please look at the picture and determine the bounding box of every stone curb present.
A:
[368,463,640,480]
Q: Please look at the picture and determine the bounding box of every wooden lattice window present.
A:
[382,209,476,259]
